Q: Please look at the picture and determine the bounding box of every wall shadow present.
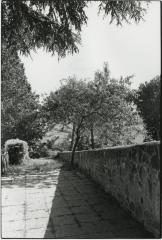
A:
[44,162,154,239]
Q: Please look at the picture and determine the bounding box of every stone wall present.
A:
[59,141,160,237]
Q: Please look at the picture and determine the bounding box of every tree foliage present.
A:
[2,0,147,56]
[1,45,45,146]
[134,76,160,140]
[98,1,147,25]
[2,0,87,56]
[43,76,102,164]
[43,63,146,165]
[81,63,146,148]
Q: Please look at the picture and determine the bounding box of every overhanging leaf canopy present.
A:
[2,0,147,56]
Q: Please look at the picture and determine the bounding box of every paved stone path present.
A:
[2,160,154,238]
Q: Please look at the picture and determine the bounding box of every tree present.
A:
[43,63,146,165]
[2,0,147,56]
[43,77,104,165]
[82,63,146,148]
[134,76,160,140]
[1,45,45,146]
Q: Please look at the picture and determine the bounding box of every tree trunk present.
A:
[71,118,84,166]
[71,135,80,167]
[90,126,95,149]
[69,123,75,151]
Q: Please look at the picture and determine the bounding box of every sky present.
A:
[21,1,160,96]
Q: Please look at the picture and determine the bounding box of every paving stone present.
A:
[111,227,153,239]
[44,228,56,238]
[66,199,87,207]
[98,209,125,220]
[25,228,46,238]
[43,189,57,197]
[107,214,141,230]
[75,213,100,223]
[92,220,115,233]
[51,206,72,216]
[59,190,77,197]
[45,201,54,210]
[51,202,68,209]
[55,224,84,238]
[77,186,97,193]
[2,229,25,238]
[26,192,44,198]
[51,215,77,226]
[26,209,49,219]
[2,198,25,206]
[70,180,83,184]
[26,217,49,230]
[2,220,25,231]
[54,189,62,195]
[50,194,66,201]
[71,206,94,215]
[68,234,91,239]
[92,203,112,213]
[89,231,115,238]
[26,201,47,211]
[2,204,24,211]
[58,183,75,188]
[63,194,84,201]
[2,206,24,221]
[26,190,45,195]
[86,197,105,205]
[80,222,98,234]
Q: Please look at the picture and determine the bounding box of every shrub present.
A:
[29,142,49,159]
[5,139,29,164]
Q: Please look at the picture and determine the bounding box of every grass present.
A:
[2,158,63,177]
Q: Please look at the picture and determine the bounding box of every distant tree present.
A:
[2,0,147,56]
[1,45,45,146]
[134,76,160,140]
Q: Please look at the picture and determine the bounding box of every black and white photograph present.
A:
[1,0,161,239]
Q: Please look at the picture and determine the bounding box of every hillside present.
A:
[42,122,145,152]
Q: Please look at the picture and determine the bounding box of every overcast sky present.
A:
[21,1,160,96]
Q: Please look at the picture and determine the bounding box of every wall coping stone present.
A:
[62,140,160,154]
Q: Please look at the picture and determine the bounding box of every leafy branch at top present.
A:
[2,0,148,56]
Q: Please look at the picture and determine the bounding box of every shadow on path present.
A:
[44,162,154,239]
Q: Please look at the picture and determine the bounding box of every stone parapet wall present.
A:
[59,141,160,237]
